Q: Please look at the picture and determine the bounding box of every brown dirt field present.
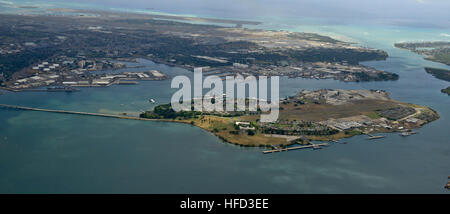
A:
[279,99,402,121]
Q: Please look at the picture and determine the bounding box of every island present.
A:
[140,89,439,147]
[0,10,397,92]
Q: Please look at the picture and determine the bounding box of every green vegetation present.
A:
[442,87,450,95]
[262,126,339,136]
[0,47,59,80]
[366,112,382,119]
[428,51,450,65]
[353,71,399,81]
[344,129,364,136]
[139,104,201,119]
[395,42,450,65]
[425,67,450,82]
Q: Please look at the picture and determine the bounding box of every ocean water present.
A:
[0,1,449,193]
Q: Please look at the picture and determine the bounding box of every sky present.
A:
[9,0,450,28]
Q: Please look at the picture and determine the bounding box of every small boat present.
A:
[312,145,322,150]
[400,131,417,137]
[149,99,156,103]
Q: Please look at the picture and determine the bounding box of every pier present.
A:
[366,134,385,140]
[263,143,329,154]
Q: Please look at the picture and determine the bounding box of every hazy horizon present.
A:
[50,0,450,28]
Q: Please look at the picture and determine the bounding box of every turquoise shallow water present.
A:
[0,1,450,193]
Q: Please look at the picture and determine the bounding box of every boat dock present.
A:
[263,143,329,154]
[366,134,385,140]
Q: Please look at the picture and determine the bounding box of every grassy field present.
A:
[183,115,290,147]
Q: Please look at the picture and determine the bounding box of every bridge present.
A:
[0,104,160,122]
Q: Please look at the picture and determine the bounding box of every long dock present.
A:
[0,104,159,122]
[366,134,385,140]
[367,135,385,140]
[263,143,329,154]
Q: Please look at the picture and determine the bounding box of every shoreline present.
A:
[1,103,438,149]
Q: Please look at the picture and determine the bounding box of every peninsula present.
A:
[395,41,450,65]
[442,87,450,95]
[395,42,450,94]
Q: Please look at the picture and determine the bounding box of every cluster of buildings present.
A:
[322,113,426,134]
[58,70,166,87]
[0,44,23,55]
[6,53,167,90]
[202,61,388,83]
[13,73,59,89]
[260,120,331,134]
[32,62,60,73]
[255,62,385,82]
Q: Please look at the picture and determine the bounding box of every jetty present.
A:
[263,143,329,154]
[366,134,385,140]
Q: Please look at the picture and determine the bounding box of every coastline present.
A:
[1,101,439,148]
